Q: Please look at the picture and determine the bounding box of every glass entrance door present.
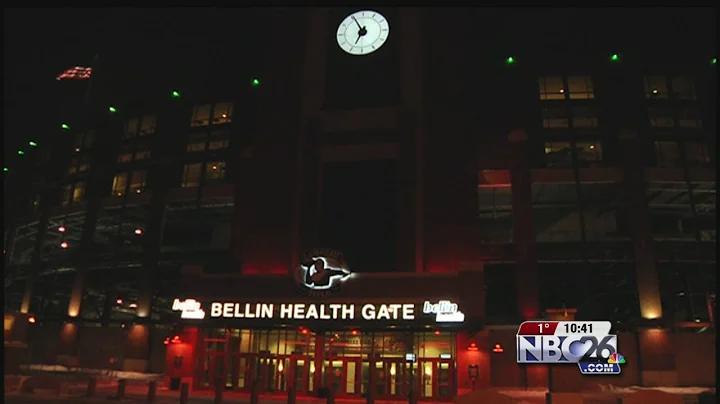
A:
[290,356,310,393]
[199,355,226,389]
[325,358,362,396]
[417,359,454,400]
[375,359,408,398]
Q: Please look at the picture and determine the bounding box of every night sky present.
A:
[3,7,715,174]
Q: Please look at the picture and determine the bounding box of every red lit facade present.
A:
[3,7,715,401]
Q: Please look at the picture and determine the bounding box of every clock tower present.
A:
[238,8,479,276]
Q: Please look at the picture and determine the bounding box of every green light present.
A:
[29,141,38,147]
[109,106,117,113]
[251,78,260,87]
[3,167,8,172]
[610,54,620,62]
[506,56,515,64]
[61,123,70,130]
[18,150,25,156]
[712,58,717,65]
[172,90,180,98]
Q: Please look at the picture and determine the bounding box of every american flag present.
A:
[56,66,93,81]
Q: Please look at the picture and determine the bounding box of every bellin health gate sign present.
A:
[172,299,465,323]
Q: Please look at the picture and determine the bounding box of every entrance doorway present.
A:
[325,357,363,396]
[375,358,409,398]
[417,358,454,400]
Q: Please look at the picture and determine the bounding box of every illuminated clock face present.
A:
[336,10,390,56]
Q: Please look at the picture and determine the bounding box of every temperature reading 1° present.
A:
[538,323,550,334]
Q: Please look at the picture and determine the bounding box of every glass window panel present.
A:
[112,173,128,196]
[671,77,696,100]
[542,107,569,128]
[182,163,202,187]
[539,76,565,100]
[72,181,86,202]
[648,107,674,128]
[677,107,702,128]
[478,181,513,244]
[117,153,133,163]
[685,142,711,167]
[654,141,681,168]
[205,161,226,182]
[645,76,669,99]
[187,142,206,152]
[191,104,212,127]
[139,114,157,135]
[62,184,72,206]
[213,102,234,124]
[544,142,573,168]
[125,118,140,137]
[571,106,597,128]
[567,76,594,99]
[135,150,151,160]
[575,142,603,163]
[129,170,147,193]
[209,140,228,150]
[78,164,89,172]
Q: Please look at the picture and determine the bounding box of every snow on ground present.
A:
[596,384,715,395]
[21,364,164,381]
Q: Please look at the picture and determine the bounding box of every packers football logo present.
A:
[294,249,351,296]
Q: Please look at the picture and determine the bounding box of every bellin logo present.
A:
[294,249,351,297]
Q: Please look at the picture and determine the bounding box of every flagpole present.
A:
[83,54,99,118]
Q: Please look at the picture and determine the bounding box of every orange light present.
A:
[434,330,440,336]
[171,335,181,343]
[129,303,137,308]
[116,298,123,305]
[58,226,66,233]
[301,328,308,335]
[164,338,170,345]
[351,330,358,335]
[134,228,143,235]
[60,241,68,249]
[28,316,36,323]
[468,342,479,351]
[492,344,504,353]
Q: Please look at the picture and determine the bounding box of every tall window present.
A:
[125,115,156,138]
[117,150,151,163]
[112,173,128,196]
[648,106,675,128]
[539,76,595,101]
[544,142,573,168]
[73,131,95,152]
[72,181,86,202]
[575,142,603,165]
[67,157,90,175]
[191,102,234,127]
[684,142,711,167]
[677,107,702,128]
[205,161,227,182]
[182,163,203,187]
[542,107,568,128]
[644,76,696,100]
[653,141,681,168]
[129,170,147,193]
[570,106,598,128]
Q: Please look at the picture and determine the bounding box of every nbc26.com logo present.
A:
[578,353,626,375]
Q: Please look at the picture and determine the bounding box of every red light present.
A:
[301,328,308,335]
[468,342,479,351]
[116,298,123,305]
[28,316,36,323]
[134,228,143,235]
[58,226,66,233]
[171,335,181,344]
[492,344,504,353]
[351,330,358,335]
[164,338,170,345]
[60,241,68,249]
[434,330,440,336]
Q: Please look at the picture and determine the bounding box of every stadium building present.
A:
[4,8,715,400]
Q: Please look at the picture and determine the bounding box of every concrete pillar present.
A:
[619,131,662,320]
[313,333,325,393]
[508,130,540,319]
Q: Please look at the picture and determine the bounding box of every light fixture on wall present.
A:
[492,344,504,353]
[468,342,479,351]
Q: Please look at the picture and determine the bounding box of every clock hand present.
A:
[351,15,363,30]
